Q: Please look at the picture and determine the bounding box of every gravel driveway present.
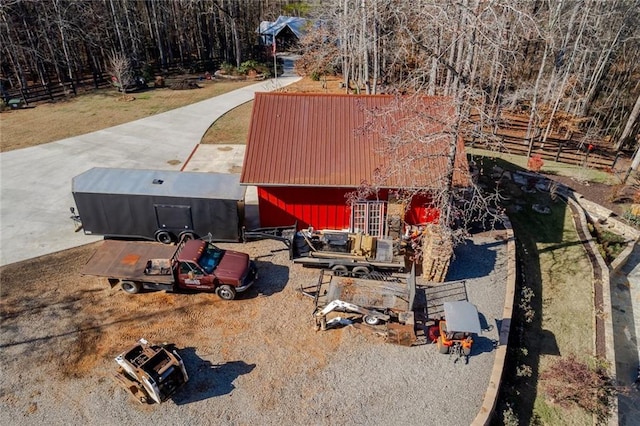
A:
[0,232,507,425]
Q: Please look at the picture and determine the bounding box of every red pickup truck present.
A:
[82,239,257,300]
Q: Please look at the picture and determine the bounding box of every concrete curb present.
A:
[471,220,516,426]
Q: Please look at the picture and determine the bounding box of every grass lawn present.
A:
[201,101,254,144]
[0,79,257,152]
[478,155,597,425]
[468,147,619,185]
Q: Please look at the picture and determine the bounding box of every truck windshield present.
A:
[198,244,223,274]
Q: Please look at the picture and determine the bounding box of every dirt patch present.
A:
[0,236,508,424]
[277,75,346,94]
[542,173,628,217]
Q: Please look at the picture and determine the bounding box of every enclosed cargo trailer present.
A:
[72,167,246,243]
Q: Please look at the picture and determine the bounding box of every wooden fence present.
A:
[3,59,219,106]
[466,113,625,171]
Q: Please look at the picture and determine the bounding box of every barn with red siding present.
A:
[240,93,470,237]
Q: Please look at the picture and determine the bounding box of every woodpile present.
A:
[421,224,453,283]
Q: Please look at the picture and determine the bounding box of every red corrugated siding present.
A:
[258,187,351,229]
[257,187,438,230]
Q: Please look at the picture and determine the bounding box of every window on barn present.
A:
[351,201,386,237]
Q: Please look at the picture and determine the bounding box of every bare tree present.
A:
[109,51,133,98]
[295,20,341,86]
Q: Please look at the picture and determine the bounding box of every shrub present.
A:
[623,208,640,227]
[238,60,261,75]
[541,354,616,422]
[502,405,519,426]
[527,154,544,172]
[220,62,236,75]
[142,63,155,82]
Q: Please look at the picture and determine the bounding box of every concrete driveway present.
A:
[0,74,301,266]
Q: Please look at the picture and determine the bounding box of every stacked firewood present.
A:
[421,225,453,283]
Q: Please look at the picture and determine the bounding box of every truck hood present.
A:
[216,250,249,281]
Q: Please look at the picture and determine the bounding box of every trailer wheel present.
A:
[351,266,370,278]
[121,281,142,294]
[331,265,349,276]
[437,336,449,354]
[363,315,381,326]
[155,230,174,244]
[216,285,236,301]
[179,231,196,242]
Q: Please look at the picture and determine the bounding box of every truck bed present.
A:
[82,240,177,284]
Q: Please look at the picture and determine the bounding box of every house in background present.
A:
[257,16,307,52]
[240,93,470,237]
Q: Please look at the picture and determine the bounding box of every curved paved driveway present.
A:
[0,75,301,266]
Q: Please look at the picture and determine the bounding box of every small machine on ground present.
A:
[113,339,189,404]
[436,301,482,362]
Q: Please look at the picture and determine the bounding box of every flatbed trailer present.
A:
[245,224,407,276]
[301,268,416,331]
[292,253,405,274]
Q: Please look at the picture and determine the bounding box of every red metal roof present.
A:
[240,93,470,189]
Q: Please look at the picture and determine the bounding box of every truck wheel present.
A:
[216,285,236,301]
[121,281,142,294]
[155,230,174,244]
[437,336,449,354]
[351,266,370,278]
[363,315,381,326]
[331,265,349,276]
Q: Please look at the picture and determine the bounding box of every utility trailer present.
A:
[245,224,407,276]
[292,229,407,276]
[71,167,246,243]
[301,267,416,337]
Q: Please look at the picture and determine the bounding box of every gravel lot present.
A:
[0,232,507,425]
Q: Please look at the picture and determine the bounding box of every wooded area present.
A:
[296,0,640,153]
[1,0,639,153]
[0,0,303,95]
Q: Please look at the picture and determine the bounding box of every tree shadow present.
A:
[173,347,255,405]
[492,233,546,425]
[446,239,499,280]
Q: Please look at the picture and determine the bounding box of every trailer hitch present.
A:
[69,207,83,232]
